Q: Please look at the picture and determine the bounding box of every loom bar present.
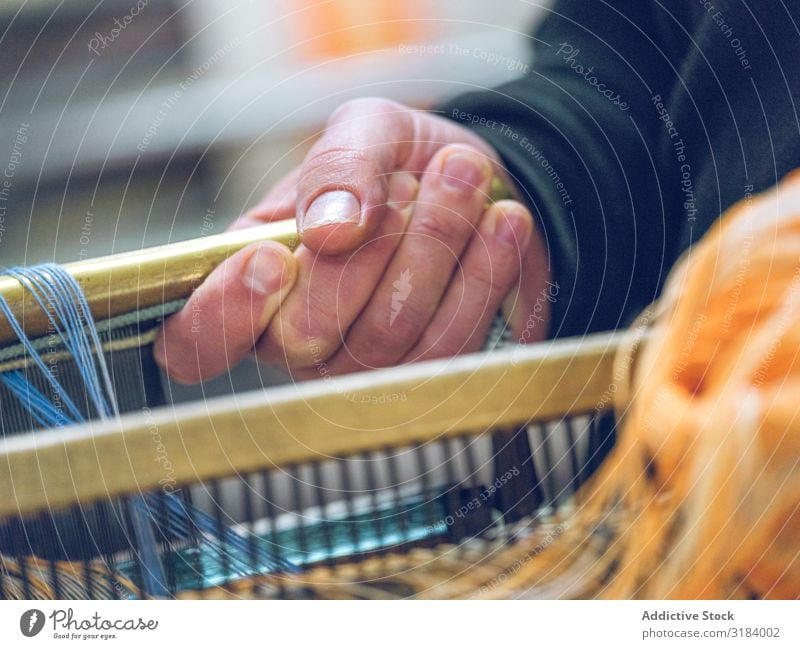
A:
[0,333,623,517]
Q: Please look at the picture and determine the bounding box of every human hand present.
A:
[155,98,550,383]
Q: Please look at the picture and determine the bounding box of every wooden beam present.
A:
[0,181,512,347]
[0,333,622,517]
[0,220,299,346]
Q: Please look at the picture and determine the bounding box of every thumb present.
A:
[297,98,414,255]
[154,241,297,384]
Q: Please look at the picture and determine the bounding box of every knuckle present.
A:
[351,304,427,365]
[412,209,472,248]
[300,146,379,193]
[379,299,428,348]
[264,301,344,369]
[328,97,402,125]
[418,337,466,361]
[260,315,314,368]
[471,263,516,297]
[494,198,530,215]
[438,142,491,163]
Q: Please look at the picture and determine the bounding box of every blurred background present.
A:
[0,0,546,395]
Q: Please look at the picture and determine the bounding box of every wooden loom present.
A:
[1,171,788,600]
[6,172,797,599]
[0,331,622,597]
[0,214,624,598]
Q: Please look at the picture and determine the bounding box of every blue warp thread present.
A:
[0,263,296,596]
[0,263,168,597]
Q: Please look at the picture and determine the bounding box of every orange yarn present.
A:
[483,171,800,599]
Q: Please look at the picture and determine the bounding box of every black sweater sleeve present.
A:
[441,0,687,337]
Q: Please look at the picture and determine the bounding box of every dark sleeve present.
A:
[440,0,686,337]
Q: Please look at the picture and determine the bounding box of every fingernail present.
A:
[303,190,361,230]
[442,152,489,193]
[243,245,288,295]
[494,209,530,248]
[387,172,419,213]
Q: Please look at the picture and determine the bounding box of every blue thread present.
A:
[0,291,83,423]
[0,264,168,597]
[0,264,296,596]
[1,265,116,420]
[0,372,71,429]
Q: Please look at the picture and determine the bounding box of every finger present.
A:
[502,221,553,345]
[256,172,419,369]
[229,167,301,231]
[297,98,415,255]
[403,200,533,362]
[296,98,510,256]
[330,144,493,372]
[154,241,297,384]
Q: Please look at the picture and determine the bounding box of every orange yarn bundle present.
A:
[478,171,800,599]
